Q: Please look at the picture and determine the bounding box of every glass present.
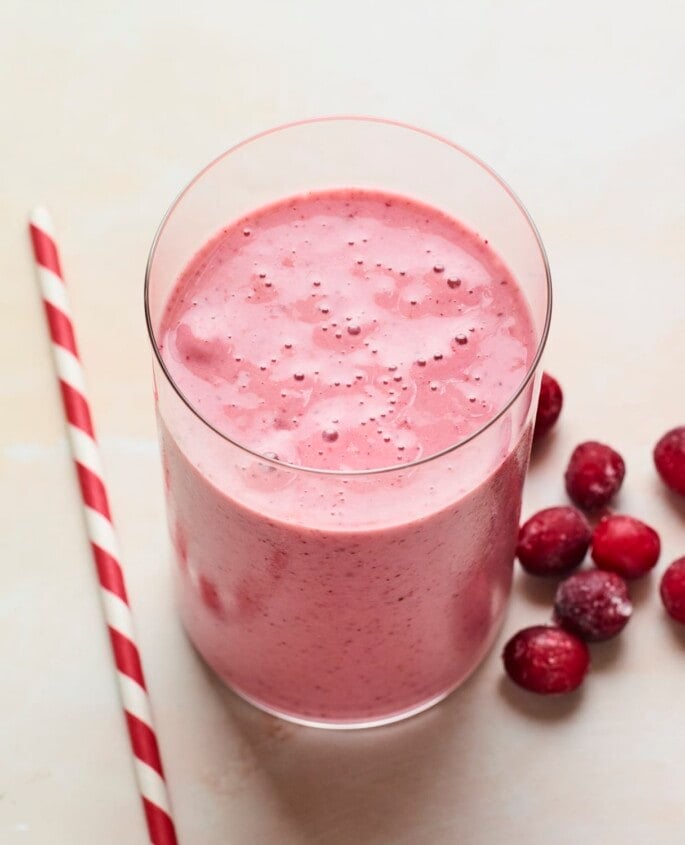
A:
[145,117,551,729]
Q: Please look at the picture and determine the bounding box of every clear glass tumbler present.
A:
[145,117,551,729]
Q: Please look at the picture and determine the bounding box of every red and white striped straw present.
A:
[28,207,178,845]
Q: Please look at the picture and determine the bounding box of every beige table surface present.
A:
[2,1,684,843]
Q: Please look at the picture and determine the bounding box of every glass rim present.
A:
[144,115,552,477]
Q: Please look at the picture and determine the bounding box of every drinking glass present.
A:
[145,117,551,728]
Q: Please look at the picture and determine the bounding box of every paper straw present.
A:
[28,207,178,845]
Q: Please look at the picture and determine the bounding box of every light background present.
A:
[1,1,684,842]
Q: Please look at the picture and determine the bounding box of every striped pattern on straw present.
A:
[28,207,178,845]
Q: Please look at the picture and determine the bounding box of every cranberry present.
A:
[591,514,661,579]
[660,557,685,624]
[654,426,685,496]
[516,506,591,576]
[564,441,625,511]
[534,372,563,438]
[554,569,632,641]
[502,625,589,694]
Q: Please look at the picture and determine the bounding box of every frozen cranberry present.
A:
[591,514,660,579]
[660,557,685,624]
[502,625,589,694]
[554,569,632,641]
[654,426,685,496]
[534,372,563,438]
[516,506,591,576]
[564,441,625,511]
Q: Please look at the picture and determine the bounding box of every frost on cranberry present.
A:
[516,506,591,576]
[660,557,685,624]
[564,440,625,511]
[654,426,685,496]
[534,372,563,439]
[591,514,661,579]
[554,569,632,641]
[502,625,589,694]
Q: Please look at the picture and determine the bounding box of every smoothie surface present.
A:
[160,189,535,471]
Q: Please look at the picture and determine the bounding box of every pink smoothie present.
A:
[158,188,536,725]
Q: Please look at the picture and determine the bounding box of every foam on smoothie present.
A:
[160,189,535,471]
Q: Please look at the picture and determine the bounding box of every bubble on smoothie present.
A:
[401,281,430,307]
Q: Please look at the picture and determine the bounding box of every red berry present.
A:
[502,625,589,694]
[591,514,660,579]
[564,441,625,511]
[516,506,591,576]
[534,372,563,438]
[660,557,685,623]
[654,426,685,496]
[554,569,632,641]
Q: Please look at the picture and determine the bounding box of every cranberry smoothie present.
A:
[158,189,536,725]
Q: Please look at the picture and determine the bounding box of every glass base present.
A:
[224,681,462,730]
[199,595,509,730]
